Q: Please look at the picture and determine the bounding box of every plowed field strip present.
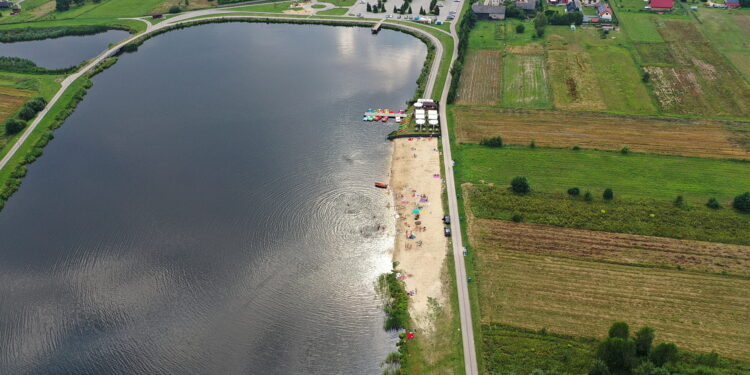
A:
[456,50,502,105]
[473,218,750,276]
[452,107,750,159]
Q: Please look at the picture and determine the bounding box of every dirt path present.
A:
[389,137,448,330]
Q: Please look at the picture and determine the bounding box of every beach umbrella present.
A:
[412,209,420,214]
[415,221,422,225]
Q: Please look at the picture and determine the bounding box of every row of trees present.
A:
[56,0,102,12]
[591,322,682,375]
[4,97,47,136]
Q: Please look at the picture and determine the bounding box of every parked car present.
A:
[444,226,452,237]
[443,215,451,224]
[357,13,363,17]
[437,2,444,6]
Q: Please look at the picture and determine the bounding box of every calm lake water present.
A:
[0,30,130,69]
[0,23,426,374]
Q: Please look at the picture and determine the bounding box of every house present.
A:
[648,0,673,11]
[581,0,600,6]
[596,3,613,20]
[725,0,740,8]
[566,0,582,12]
[0,1,13,8]
[515,0,537,11]
[548,0,570,5]
[471,0,506,19]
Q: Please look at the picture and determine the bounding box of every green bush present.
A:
[733,192,750,213]
[597,337,636,372]
[706,197,721,209]
[4,118,26,135]
[635,326,655,357]
[480,136,503,148]
[603,188,614,200]
[621,146,630,154]
[511,176,530,194]
[608,321,629,339]
[516,24,525,33]
[511,213,523,222]
[651,343,678,367]
[168,5,181,13]
[589,359,611,375]
[567,187,580,197]
[584,191,593,202]
[674,195,685,209]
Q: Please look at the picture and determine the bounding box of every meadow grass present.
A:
[454,145,750,202]
[316,7,348,15]
[501,54,551,108]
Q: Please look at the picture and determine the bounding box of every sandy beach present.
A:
[388,137,448,330]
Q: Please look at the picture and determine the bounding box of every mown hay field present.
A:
[455,50,502,106]
[463,184,750,246]
[472,245,750,360]
[451,107,750,159]
[501,54,551,109]
[471,219,750,277]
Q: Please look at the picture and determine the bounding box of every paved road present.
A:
[0,10,478,374]
[439,11,480,375]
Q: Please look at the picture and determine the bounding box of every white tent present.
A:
[416,119,426,125]
[429,119,439,125]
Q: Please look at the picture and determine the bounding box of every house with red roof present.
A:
[648,0,673,11]
[725,0,740,8]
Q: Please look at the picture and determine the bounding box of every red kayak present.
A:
[374,182,388,189]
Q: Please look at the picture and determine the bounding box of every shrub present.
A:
[733,192,750,213]
[608,321,629,339]
[529,140,536,148]
[511,213,523,222]
[516,24,525,33]
[572,145,581,150]
[567,187,580,197]
[18,106,36,121]
[510,176,530,194]
[603,188,614,201]
[4,118,26,135]
[650,342,678,367]
[27,97,47,111]
[642,71,651,83]
[584,191,593,202]
[589,359,611,375]
[597,337,636,372]
[168,5,181,13]
[635,326,655,357]
[621,146,630,154]
[706,197,721,209]
[480,136,503,147]
[674,195,685,209]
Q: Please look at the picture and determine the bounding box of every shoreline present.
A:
[388,136,448,331]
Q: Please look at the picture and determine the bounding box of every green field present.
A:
[501,54,551,108]
[231,2,297,12]
[316,7,348,15]
[455,145,750,202]
[588,46,656,113]
[467,20,504,50]
[697,9,750,80]
[618,13,665,43]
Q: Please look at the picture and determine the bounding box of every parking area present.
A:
[344,0,462,22]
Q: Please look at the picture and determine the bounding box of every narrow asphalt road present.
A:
[0,10,479,374]
[439,14,480,375]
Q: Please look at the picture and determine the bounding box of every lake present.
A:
[0,30,130,69]
[0,23,426,374]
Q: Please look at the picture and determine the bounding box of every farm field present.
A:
[616,13,664,43]
[501,54,551,108]
[0,74,59,154]
[696,9,750,80]
[455,145,750,202]
[471,219,750,276]
[588,46,656,113]
[463,184,750,245]
[546,49,606,111]
[455,50,501,105]
[471,246,750,360]
[450,107,750,159]
[646,20,750,117]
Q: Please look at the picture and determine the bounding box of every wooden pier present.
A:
[363,110,406,118]
[372,20,384,34]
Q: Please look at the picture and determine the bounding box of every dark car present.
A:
[444,226,452,237]
[443,215,451,224]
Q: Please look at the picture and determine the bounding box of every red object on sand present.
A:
[407,332,415,339]
[375,182,388,189]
